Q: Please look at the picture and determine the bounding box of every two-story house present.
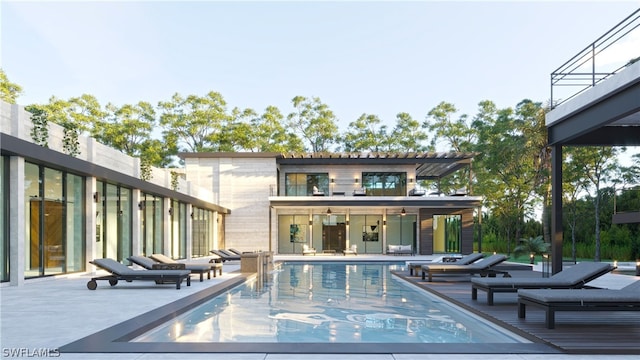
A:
[181,152,482,255]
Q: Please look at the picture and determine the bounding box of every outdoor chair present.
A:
[408,253,484,276]
[302,244,316,256]
[420,254,509,282]
[517,280,640,328]
[149,253,219,280]
[343,244,357,256]
[471,261,615,305]
[87,258,191,290]
[210,249,241,262]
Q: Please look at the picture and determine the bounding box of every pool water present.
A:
[133,262,528,344]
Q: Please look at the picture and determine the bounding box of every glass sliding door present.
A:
[65,173,85,273]
[433,214,461,253]
[0,156,8,282]
[42,168,64,276]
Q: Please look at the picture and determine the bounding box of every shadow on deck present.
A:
[394,269,640,355]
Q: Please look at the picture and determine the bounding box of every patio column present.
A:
[551,145,563,275]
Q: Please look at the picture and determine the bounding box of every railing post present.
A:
[591,43,596,87]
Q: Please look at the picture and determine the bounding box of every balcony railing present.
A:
[551,8,640,109]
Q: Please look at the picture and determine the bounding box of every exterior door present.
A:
[322,224,345,251]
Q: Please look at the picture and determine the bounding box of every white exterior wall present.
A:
[184,156,277,252]
[1,102,210,201]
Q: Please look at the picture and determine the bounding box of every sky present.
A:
[2,1,639,147]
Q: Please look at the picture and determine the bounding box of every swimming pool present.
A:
[132,262,527,344]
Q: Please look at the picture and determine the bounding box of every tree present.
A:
[425,101,475,152]
[390,112,429,152]
[341,113,389,152]
[562,147,589,263]
[287,96,339,152]
[158,91,229,152]
[566,146,619,261]
[249,106,304,152]
[472,100,540,254]
[0,68,22,104]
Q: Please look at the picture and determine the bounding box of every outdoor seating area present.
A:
[87,258,192,290]
[471,261,616,305]
[393,256,640,353]
[420,254,509,281]
[408,252,484,276]
[518,280,640,329]
[387,244,413,256]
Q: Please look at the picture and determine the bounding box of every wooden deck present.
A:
[394,270,640,355]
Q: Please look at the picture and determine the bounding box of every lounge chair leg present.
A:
[487,291,494,306]
[545,310,555,329]
[176,280,181,290]
[421,271,426,280]
[518,303,526,318]
[187,277,191,286]
[199,273,204,282]
[471,287,477,300]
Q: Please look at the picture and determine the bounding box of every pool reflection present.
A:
[133,262,524,344]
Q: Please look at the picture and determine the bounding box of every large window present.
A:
[192,207,214,257]
[96,182,132,262]
[285,173,329,196]
[348,214,383,254]
[278,215,310,254]
[141,193,163,256]
[362,172,406,196]
[169,200,187,259]
[24,163,85,278]
[386,214,417,252]
[0,156,8,282]
[433,214,461,253]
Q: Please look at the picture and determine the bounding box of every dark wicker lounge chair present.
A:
[87,258,191,290]
[149,253,221,279]
[420,254,509,281]
[471,261,615,305]
[210,249,241,262]
[517,280,640,328]
[408,253,484,276]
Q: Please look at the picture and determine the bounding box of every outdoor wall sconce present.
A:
[383,220,387,226]
[409,178,414,183]
[190,212,194,218]
[326,208,332,215]
[346,220,349,226]
[401,208,406,216]
[168,207,173,216]
[138,201,145,210]
[354,177,359,183]
[331,178,335,183]
[93,192,100,203]
[309,220,313,225]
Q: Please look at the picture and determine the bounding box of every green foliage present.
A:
[170,171,180,191]
[0,68,22,104]
[513,235,550,263]
[26,105,49,147]
[140,159,152,182]
[62,127,80,157]
[287,96,339,152]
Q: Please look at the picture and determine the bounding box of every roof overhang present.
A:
[269,195,483,209]
[276,152,478,180]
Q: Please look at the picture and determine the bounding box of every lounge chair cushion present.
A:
[471,261,614,288]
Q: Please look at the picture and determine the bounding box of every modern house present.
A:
[546,9,640,273]
[1,99,483,286]
[181,152,482,256]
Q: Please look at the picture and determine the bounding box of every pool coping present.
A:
[59,264,560,354]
